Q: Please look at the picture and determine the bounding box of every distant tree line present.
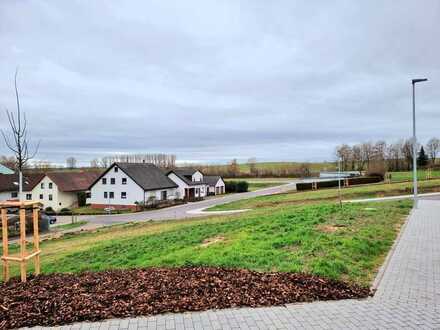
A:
[90,153,176,169]
[335,137,440,172]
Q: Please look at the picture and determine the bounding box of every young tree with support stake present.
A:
[1,70,40,201]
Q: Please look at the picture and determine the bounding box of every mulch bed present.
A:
[0,267,371,329]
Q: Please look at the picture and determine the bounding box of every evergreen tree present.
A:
[417,146,429,167]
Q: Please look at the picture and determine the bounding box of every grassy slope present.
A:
[388,170,440,182]
[224,161,336,175]
[2,200,411,287]
[210,179,440,211]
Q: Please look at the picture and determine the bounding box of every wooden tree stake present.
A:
[1,208,9,282]
[1,201,42,283]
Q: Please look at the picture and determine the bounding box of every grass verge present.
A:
[388,170,440,182]
[209,179,440,211]
[53,221,88,231]
[1,200,411,287]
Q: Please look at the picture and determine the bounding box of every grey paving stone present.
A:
[34,199,440,329]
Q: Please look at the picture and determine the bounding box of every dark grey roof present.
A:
[204,176,223,186]
[173,169,199,177]
[167,169,205,186]
[91,163,178,191]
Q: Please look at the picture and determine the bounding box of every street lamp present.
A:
[411,78,428,208]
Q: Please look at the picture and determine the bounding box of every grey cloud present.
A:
[0,0,439,165]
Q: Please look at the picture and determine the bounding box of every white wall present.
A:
[145,187,177,202]
[168,172,206,198]
[90,165,144,206]
[30,175,78,211]
[0,191,16,201]
[208,178,225,195]
[192,171,203,182]
[167,172,188,199]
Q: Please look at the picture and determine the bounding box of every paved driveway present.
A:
[38,198,440,329]
[56,181,299,228]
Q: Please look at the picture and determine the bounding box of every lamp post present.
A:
[411,78,428,208]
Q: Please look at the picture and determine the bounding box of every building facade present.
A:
[88,163,178,210]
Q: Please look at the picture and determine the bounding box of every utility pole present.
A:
[411,78,428,209]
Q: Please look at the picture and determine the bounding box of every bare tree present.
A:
[247,157,257,176]
[401,139,415,170]
[1,70,40,201]
[335,144,352,171]
[0,155,16,169]
[90,158,100,168]
[228,159,240,177]
[33,160,53,170]
[66,156,77,169]
[386,140,403,171]
[426,137,440,165]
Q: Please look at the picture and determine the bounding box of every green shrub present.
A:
[45,206,55,215]
[77,192,87,207]
[236,181,249,193]
[59,207,72,215]
[225,181,249,193]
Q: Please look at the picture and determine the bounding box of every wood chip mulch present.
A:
[0,267,371,329]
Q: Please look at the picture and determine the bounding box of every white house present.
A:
[204,176,226,195]
[167,169,208,201]
[0,173,45,202]
[88,162,178,210]
[28,171,100,211]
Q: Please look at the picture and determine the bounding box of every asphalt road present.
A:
[57,180,300,228]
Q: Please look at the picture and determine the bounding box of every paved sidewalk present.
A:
[34,199,440,329]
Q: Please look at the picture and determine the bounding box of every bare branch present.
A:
[1,69,39,172]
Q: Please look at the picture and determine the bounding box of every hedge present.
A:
[225,181,249,193]
[296,176,383,191]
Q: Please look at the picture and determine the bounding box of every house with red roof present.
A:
[27,171,101,211]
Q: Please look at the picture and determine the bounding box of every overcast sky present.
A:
[1,1,439,166]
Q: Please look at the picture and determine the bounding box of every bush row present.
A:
[225,181,249,193]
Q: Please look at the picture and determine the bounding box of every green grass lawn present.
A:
[221,161,335,176]
[71,206,133,215]
[388,170,440,182]
[1,199,411,287]
[209,179,440,211]
[53,220,88,231]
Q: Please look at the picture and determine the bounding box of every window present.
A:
[49,182,53,189]
[109,192,114,199]
[11,192,18,198]
[161,190,167,200]
[102,178,107,185]
[26,194,32,200]
[86,192,91,198]
[41,183,44,189]
[104,192,108,199]
[110,178,115,185]
[39,194,43,200]
[49,194,53,201]
[122,177,127,185]
[114,166,119,173]
[121,192,127,199]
